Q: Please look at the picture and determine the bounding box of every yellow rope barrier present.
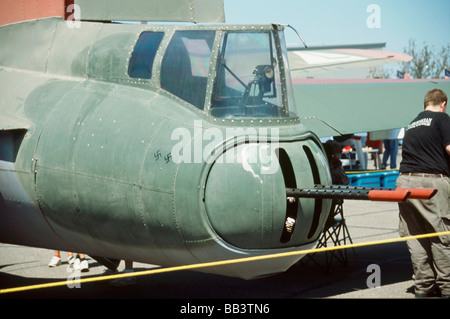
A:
[1,230,449,295]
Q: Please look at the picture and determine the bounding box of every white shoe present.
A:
[73,258,81,270]
[67,256,76,271]
[80,259,89,272]
[68,256,76,265]
[48,256,61,267]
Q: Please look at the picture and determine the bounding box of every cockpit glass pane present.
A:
[161,30,215,110]
[211,31,296,119]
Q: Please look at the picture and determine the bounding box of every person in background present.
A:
[49,250,89,272]
[396,89,450,298]
[381,128,401,169]
[48,250,74,267]
[366,132,382,170]
[324,139,349,185]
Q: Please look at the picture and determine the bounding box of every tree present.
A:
[401,39,450,79]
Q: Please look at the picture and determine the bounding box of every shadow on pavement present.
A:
[1,241,414,299]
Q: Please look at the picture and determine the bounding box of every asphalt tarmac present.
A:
[4,197,449,318]
[0,199,418,299]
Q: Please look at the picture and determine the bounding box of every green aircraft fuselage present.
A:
[0,18,332,279]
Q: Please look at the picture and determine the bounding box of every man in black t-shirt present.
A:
[397,89,450,298]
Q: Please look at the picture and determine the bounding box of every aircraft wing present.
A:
[294,78,450,138]
[288,46,412,78]
[0,112,31,131]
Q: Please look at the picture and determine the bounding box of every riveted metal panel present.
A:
[75,0,225,23]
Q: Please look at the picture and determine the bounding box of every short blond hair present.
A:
[424,89,447,108]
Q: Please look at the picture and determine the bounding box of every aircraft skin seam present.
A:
[33,165,174,195]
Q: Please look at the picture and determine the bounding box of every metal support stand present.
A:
[300,200,355,272]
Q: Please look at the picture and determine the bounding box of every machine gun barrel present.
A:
[286,185,437,202]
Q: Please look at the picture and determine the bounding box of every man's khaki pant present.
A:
[397,173,450,296]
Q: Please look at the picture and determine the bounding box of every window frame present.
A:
[128,31,165,80]
[160,30,216,111]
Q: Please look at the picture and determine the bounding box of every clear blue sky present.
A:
[224,0,450,54]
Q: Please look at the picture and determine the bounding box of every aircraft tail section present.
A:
[0,0,225,27]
